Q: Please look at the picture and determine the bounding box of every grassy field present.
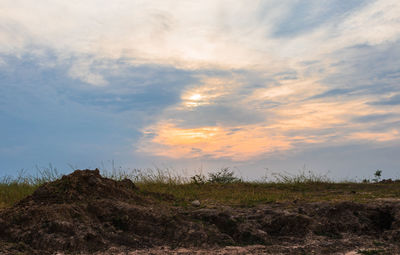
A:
[1,166,400,209]
[139,181,400,207]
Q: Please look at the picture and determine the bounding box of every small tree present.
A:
[372,169,382,183]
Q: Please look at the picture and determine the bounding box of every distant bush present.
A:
[208,168,242,184]
[190,168,241,184]
[362,169,383,183]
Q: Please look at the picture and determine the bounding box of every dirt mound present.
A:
[23,169,139,204]
[1,169,400,254]
[0,169,227,254]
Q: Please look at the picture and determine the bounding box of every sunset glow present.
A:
[139,123,292,160]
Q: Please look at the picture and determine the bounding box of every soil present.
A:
[1,169,400,254]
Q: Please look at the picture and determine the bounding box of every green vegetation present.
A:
[357,249,385,255]
[1,166,399,209]
[191,167,241,184]
[0,165,61,208]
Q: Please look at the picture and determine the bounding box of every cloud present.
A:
[135,35,400,160]
[1,1,398,76]
[67,58,108,86]
[349,129,400,142]
[309,88,354,99]
[370,94,400,106]
[63,63,198,113]
[138,122,293,161]
[353,113,397,123]
[272,0,367,37]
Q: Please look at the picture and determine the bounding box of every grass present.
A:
[1,166,400,209]
[139,181,400,207]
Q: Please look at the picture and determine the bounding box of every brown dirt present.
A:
[1,169,400,254]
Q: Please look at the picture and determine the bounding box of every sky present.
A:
[1,0,400,180]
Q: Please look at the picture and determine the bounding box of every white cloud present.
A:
[67,58,108,86]
[1,0,399,72]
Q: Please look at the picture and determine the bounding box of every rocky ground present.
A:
[1,169,400,254]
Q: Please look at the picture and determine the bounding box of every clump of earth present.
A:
[1,169,400,254]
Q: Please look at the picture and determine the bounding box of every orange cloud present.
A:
[138,123,293,161]
[349,129,399,142]
[137,81,400,160]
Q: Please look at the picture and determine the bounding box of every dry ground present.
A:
[1,169,400,254]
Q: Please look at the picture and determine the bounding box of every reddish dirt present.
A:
[1,169,400,254]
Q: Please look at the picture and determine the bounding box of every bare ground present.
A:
[1,169,399,254]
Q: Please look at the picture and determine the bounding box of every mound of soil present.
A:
[1,169,400,254]
[24,169,140,203]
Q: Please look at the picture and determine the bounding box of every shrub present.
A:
[190,174,207,185]
[207,168,241,184]
[190,168,241,184]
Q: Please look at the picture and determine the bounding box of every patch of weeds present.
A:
[373,240,385,247]
[173,201,187,207]
[357,249,385,255]
[313,230,342,239]
[270,168,332,184]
